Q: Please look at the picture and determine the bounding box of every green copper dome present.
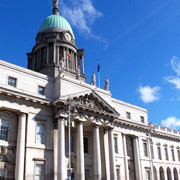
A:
[39,15,74,36]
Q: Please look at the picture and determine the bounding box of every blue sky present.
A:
[1,0,180,129]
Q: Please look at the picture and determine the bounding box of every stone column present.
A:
[122,134,129,180]
[53,129,58,180]
[103,130,110,180]
[94,125,102,180]
[57,118,65,180]
[108,128,116,180]
[133,137,142,180]
[164,171,168,180]
[15,113,26,180]
[171,171,175,180]
[77,122,85,180]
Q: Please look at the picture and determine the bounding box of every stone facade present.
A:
[0,3,180,180]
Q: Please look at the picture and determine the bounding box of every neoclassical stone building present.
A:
[0,1,180,180]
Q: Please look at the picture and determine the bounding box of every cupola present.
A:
[27,0,85,81]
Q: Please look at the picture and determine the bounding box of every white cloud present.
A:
[61,0,102,34]
[161,116,180,129]
[165,76,180,90]
[138,85,160,103]
[170,56,180,76]
[165,56,180,91]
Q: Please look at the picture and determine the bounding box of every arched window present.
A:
[167,167,172,180]
[153,166,158,180]
[173,168,178,180]
[159,167,165,180]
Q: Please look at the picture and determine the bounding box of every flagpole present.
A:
[97,61,100,88]
[98,71,100,88]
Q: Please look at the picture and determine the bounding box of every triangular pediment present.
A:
[59,90,119,118]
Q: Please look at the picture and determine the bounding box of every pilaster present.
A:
[57,118,65,180]
[108,128,116,180]
[94,125,102,180]
[15,113,26,180]
[77,121,85,180]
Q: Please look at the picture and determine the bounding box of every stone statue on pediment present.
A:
[104,77,109,91]
[90,72,96,86]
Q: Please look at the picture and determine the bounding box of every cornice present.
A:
[115,118,180,140]
[0,87,51,106]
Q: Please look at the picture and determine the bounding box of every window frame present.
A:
[151,144,154,159]
[114,135,118,154]
[7,76,17,88]
[116,166,120,180]
[164,147,169,161]
[126,112,131,119]
[143,142,148,157]
[157,146,162,160]
[35,122,45,144]
[38,86,45,96]
[34,162,44,180]
[140,116,145,123]
[146,169,151,180]
[177,149,180,161]
[171,148,175,161]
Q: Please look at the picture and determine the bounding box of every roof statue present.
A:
[90,72,96,86]
[59,57,65,75]
[76,67,81,80]
[104,77,109,91]
[52,0,59,15]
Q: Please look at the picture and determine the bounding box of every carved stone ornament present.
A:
[59,57,65,74]
[76,67,80,80]
[75,94,112,114]
[0,146,7,154]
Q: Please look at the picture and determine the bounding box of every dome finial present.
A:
[52,0,59,15]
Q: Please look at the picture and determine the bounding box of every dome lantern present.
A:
[52,0,59,15]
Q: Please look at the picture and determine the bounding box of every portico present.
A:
[54,91,119,180]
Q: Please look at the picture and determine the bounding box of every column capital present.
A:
[18,113,26,117]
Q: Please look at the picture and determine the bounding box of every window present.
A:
[85,169,89,180]
[157,146,162,160]
[116,168,120,180]
[126,112,131,119]
[114,136,118,153]
[84,137,88,153]
[151,145,154,159]
[141,116,145,123]
[143,142,148,157]
[35,164,44,180]
[146,170,150,180]
[164,147,168,160]
[171,149,175,161]
[8,77,17,87]
[177,150,180,161]
[0,120,9,141]
[38,86,45,95]
[36,123,44,144]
